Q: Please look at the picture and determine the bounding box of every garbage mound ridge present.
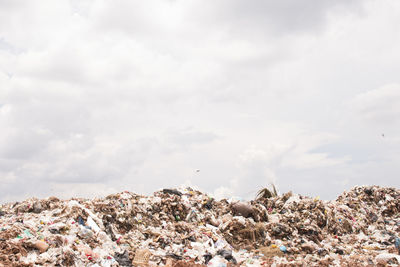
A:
[1,185,400,266]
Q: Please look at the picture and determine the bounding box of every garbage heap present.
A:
[0,185,400,266]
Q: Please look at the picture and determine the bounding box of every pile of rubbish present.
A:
[1,185,400,266]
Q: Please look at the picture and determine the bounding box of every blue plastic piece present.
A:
[279,245,287,253]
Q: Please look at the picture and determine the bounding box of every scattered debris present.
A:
[0,185,399,266]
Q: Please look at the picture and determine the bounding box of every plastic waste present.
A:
[114,250,132,267]
[162,189,182,196]
[78,216,85,226]
[0,185,399,266]
[217,249,237,264]
[207,255,228,267]
[395,237,400,253]
[87,216,100,233]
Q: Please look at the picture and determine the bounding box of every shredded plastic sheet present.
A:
[0,185,399,266]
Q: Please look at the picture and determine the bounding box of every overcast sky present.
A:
[1,0,400,203]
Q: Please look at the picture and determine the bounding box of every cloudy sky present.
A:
[1,0,400,203]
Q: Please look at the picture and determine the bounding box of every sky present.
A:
[1,0,400,203]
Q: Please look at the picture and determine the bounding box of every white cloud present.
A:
[1,0,400,202]
[350,83,400,125]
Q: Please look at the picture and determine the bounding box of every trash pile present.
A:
[0,185,399,266]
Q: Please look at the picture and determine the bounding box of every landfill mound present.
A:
[1,186,400,266]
